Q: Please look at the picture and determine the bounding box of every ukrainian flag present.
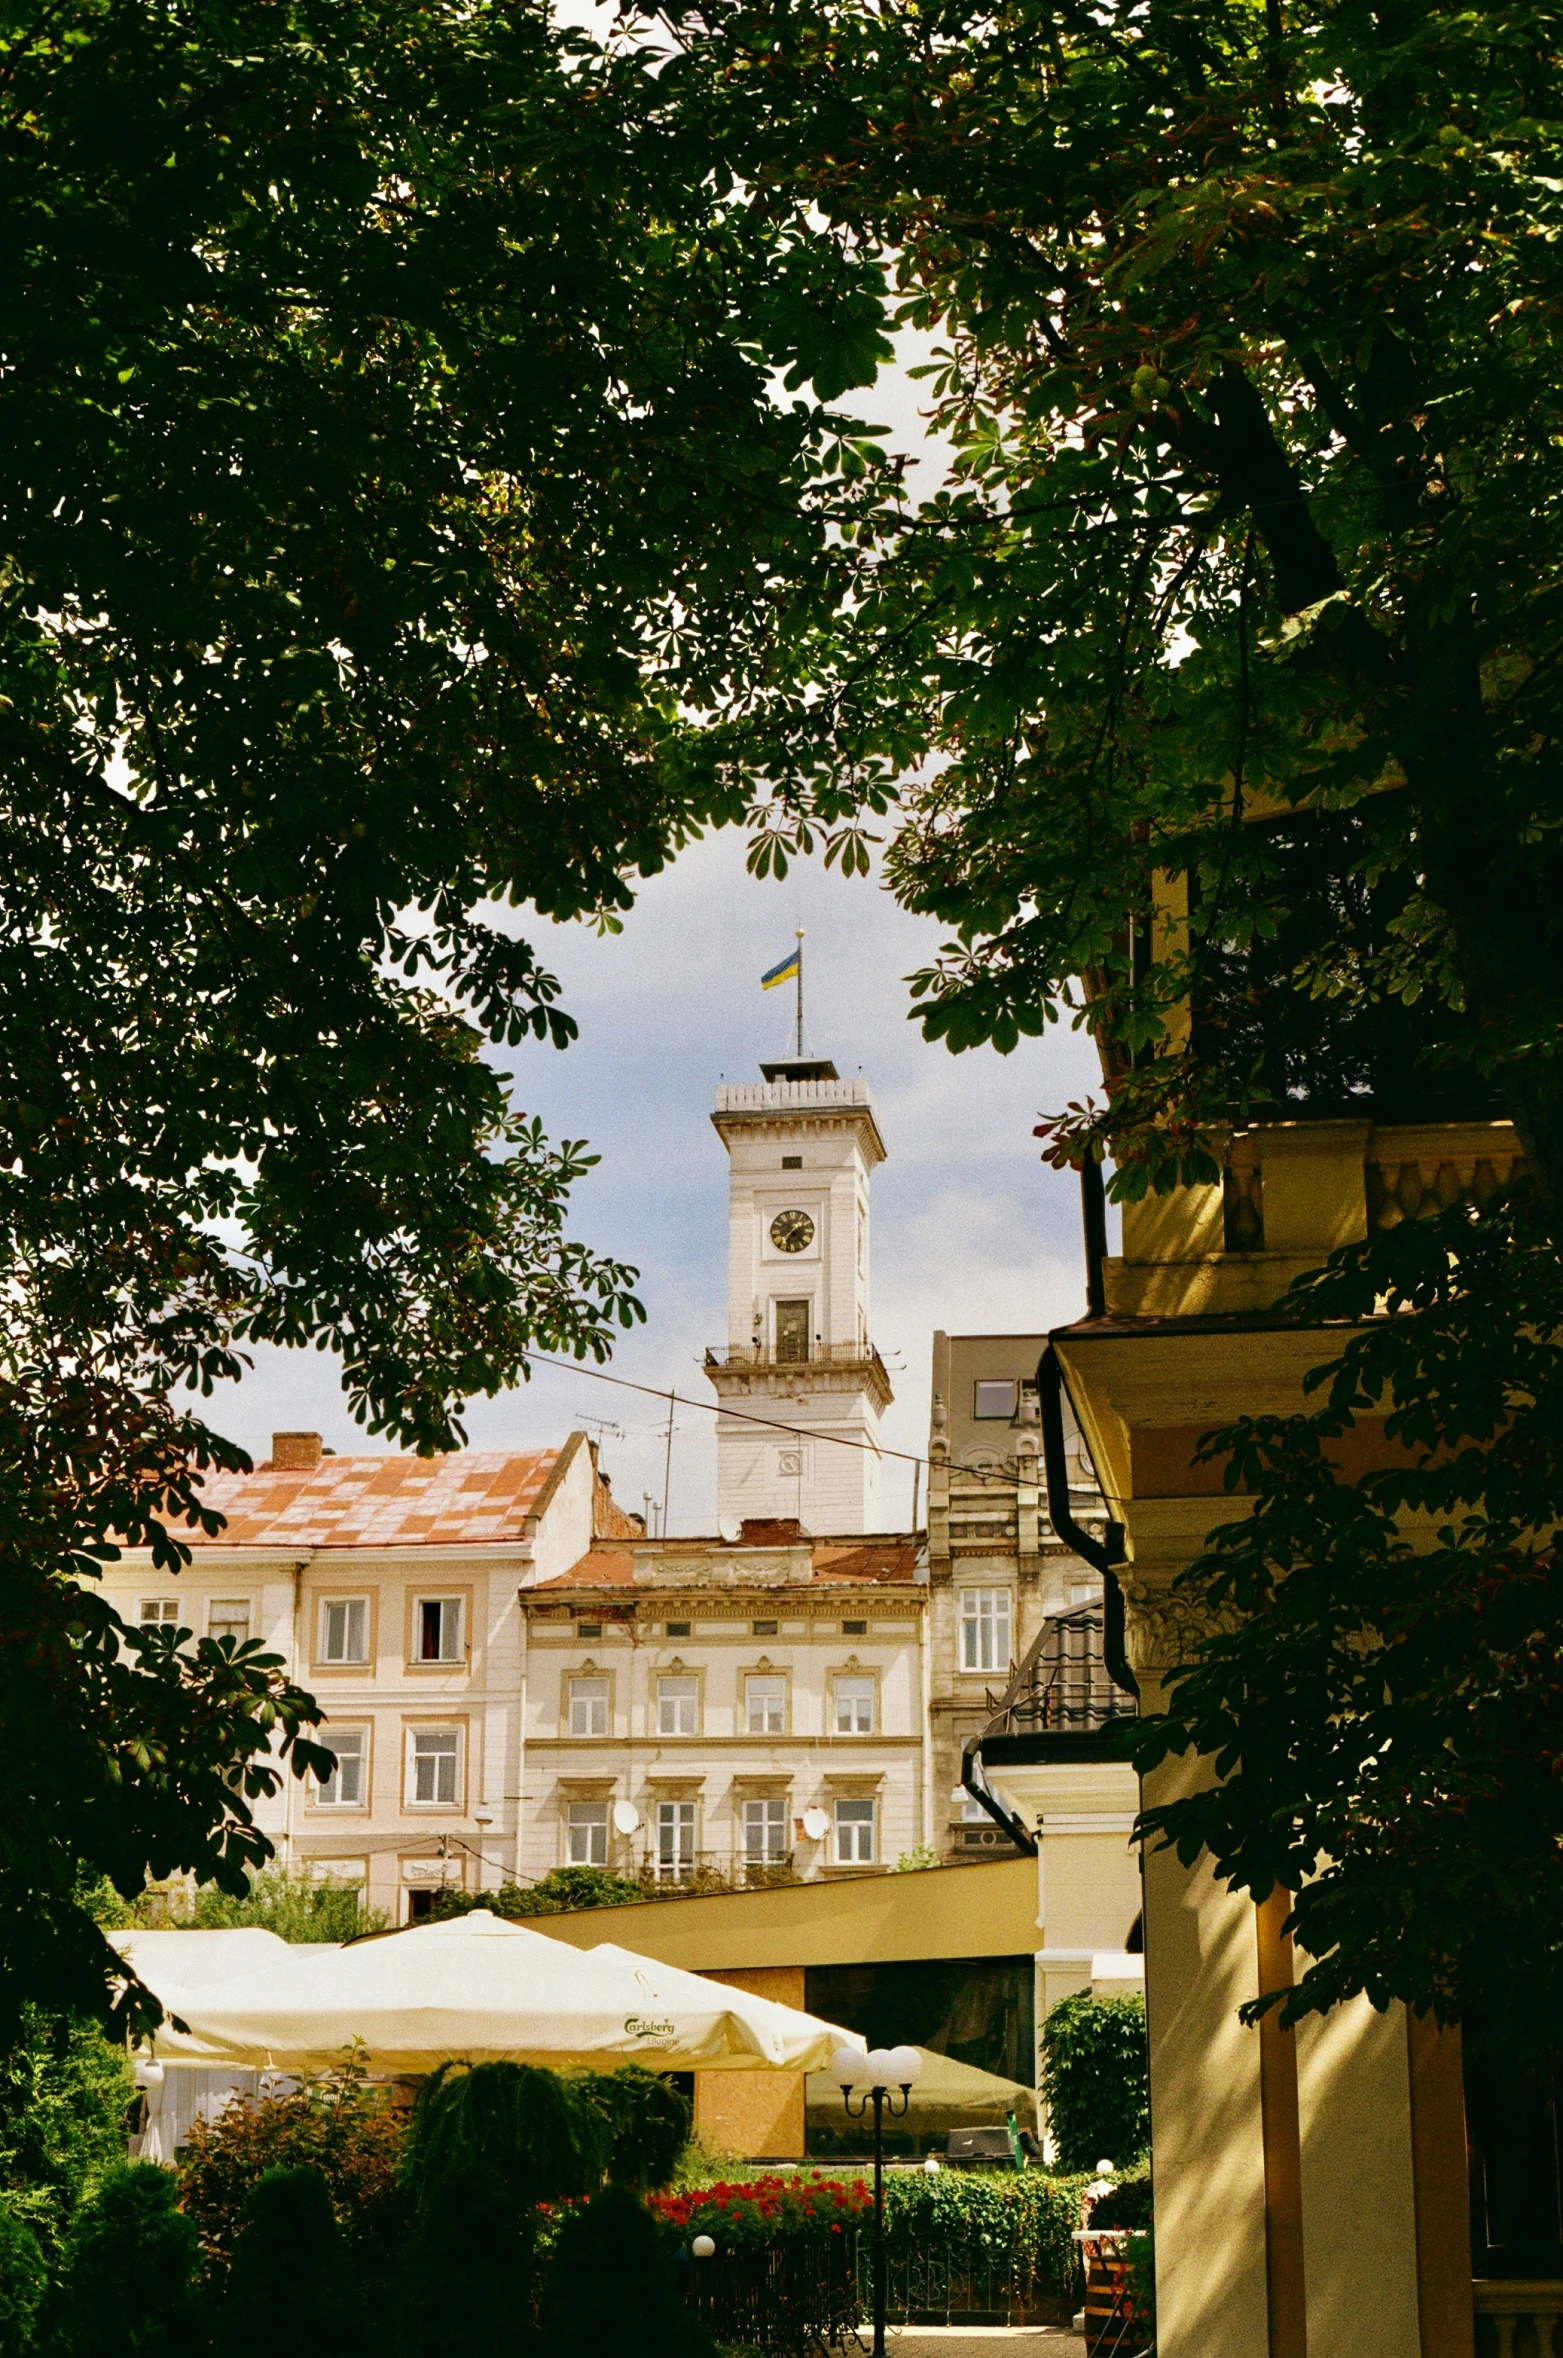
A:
[761,946,801,991]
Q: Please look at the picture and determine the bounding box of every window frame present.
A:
[973,1378,1019,1421]
[568,1673,611,1739]
[832,1796,877,1867]
[742,1795,788,1865]
[654,1797,697,1879]
[655,1672,700,1739]
[959,1586,1013,1676]
[744,1673,788,1737]
[317,1594,372,1668]
[139,1598,180,1629]
[832,1671,877,1736]
[565,1799,610,1867]
[404,1721,465,1811]
[409,1592,467,1667]
[314,1725,369,1811]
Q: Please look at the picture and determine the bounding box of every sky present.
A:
[218,338,1115,1530]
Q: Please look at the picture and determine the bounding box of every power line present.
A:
[526,1351,1069,1499]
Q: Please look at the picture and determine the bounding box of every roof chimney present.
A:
[272,1431,323,1471]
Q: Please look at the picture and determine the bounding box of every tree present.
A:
[661,0,1563,2033]
[0,0,894,2034]
[53,2162,202,2358]
[222,2169,359,2358]
[1038,1993,1150,2175]
[0,2006,133,2272]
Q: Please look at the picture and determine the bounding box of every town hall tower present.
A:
[707,1053,892,1535]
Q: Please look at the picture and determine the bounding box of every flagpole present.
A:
[794,929,805,1058]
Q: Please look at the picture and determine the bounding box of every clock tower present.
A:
[707,1055,892,1535]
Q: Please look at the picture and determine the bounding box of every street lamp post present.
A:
[832,2044,925,2358]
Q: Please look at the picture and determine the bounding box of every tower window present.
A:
[774,1299,811,1363]
[782,1155,802,1170]
[974,1379,1019,1420]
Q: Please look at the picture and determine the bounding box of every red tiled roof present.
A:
[535,1534,921,1592]
[179,1451,563,1549]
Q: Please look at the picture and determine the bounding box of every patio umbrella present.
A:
[126,1909,862,2078]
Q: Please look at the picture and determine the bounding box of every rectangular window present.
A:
[576,1621,603,1642]
[317,1728,366,1808]
[743,1797,787,1864]
[781,1154,802,1171]
[656,1800,696,1879]
[416,1598,463,1663]
[665,1621,690,1639]
[409,1727,460,1807]
[834,1674,874,1735]
[834,1798,876,1866]
[974,1379,1018,1420]
[656,1676,698,1737]
[569,1677,609,1738]
[960,1589,1012,1675]
[321,1598,370,1664]
[842,1619,867,1636]
[207,1599,251,1646]
[752,1618,778,1638]
[774,1298,811,1365]
[566,1801,609,1866]
[139,1599,179,1628]
[746,1675,786,1736]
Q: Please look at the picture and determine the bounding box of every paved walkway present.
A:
[885,2328,1085,2358]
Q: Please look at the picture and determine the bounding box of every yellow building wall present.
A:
[693,1966,807,2160]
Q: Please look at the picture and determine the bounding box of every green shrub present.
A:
[1038,1994,1150,2173]
[0,2199,46,2353]
[1125,2230,1156,2338]
[1090,2171,1152,2231]
[54,2161,200,2358]
[0,2008,134,2269]
[543,2181,716,2358]
[222,2168,359,2358]
[431,1867,641,1920]
[576,2065,690,2192]
[178,2048,408,2278]
[403,2156,531,2356]
[881,2167,1092,2302]
[405,2060,608,2215]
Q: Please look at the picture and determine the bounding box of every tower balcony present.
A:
[704,1340,893,1413]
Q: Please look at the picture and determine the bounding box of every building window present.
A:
[566,1801,609,1866]
[208,1599,251,1646]
[833,1797,876,1865]
[321,1598,369,1664]
[974,1379,1018,1420]
[139,1599,179,1629]
[752,1618,778,1638]
[743,1797,787,1865]
[655,1800,696,1879]
[960,1588,1012,1674]
[408,1727,460,1807]
[746,1675,786,1735]
[415,1598,464,1663]
[834,1674,875,1735]
[577,1621,603,1641]
[843,1619,867,1636]
[569,1677,609,1738]
[656,1676,699,1737]
[666,1621,691,1638]
[774,1298,811,1364]
[317,1728,366,1808]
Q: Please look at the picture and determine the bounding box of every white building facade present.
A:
[517,1521,929,1887]
[707,1058,892,1536]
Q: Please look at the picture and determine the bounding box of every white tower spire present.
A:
[706,1052,891,1536]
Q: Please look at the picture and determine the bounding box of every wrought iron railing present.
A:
[635,1851,801,1896]
[982,1605,1138,1739]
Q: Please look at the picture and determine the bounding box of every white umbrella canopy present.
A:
[132,1910,862,2078]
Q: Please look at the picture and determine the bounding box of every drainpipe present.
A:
[1080,1160,1109,1321]
[1036,1347,1138,1701]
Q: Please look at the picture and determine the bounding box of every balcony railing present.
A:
[635,1851,800,1896]
[714,1077,874,1114]
[981,1605,1138,1740]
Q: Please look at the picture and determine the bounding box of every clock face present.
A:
[769,1208,816,1254]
